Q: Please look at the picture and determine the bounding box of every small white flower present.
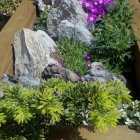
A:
[82,120,88,126]
[121,112,127,117]
[134,112,140,118]
[123,104,128,109]
[125,118,134,125]
[118,109,127,117]
[119,109,124,112]
[135,100,139,104]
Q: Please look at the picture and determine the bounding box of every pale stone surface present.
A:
[36,0,47,11]
[2,74,40,87]
[58,20,94,46]
[81,62,126,83]
[58,20,75,40]
[74,23,93,46]
[14,29,58,79]
[18,76,40,87]
[46,0,88,38]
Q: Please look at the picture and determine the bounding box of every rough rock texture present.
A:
[36,0,47,11]
[81,62,126,83]
[58,20,74,40]
[42,64,80,82]
[46,0,89,38]
[18,76,40,87]
[14,29,58,79]
[2,74,40,87]
[74,22,93,46]
[58,20,93,46]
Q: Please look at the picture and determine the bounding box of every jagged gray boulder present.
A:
[74,22,93,46]
[58,20,75,40]
[36,0,47,11]
[46,0,90,38]
[14,29,59,79]
[42,63,80,82]
[2,74,40,87]
[81,62,126,83]
[58,20,94,46]
[18,76,40,87]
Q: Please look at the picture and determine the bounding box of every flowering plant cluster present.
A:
[80,0,113,24]
[84,53,92,67]
[119,100,140,130]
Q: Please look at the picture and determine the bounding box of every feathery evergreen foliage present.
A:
[0,79,131,139]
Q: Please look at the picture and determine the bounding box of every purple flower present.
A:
[98,0,104,4]
[84,53,91,59]
[82,1,94,13]
[87,14,97,24]
[92,0,99,6]
[86,61,92,67]
[80,0,113,24]
[76,72,81,77]
[97,5,105,17]
[59,61,64,67]
[90,5,98,15]
[103,0,113,5]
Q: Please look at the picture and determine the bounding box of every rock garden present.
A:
[0,0,140,139]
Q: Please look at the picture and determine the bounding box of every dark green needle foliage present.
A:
[57,39,89,75]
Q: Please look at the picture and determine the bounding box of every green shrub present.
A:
[0,82,64,139]
[57,39,89,75]
[89,0,135,74]
[0,78,131,138]
[0,0,21,15]
[61,80,131,132]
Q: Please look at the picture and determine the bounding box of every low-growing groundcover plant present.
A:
[88,0,135,73]
[35,7,51,31]
[0,0,21,15]
[57,39,89,75]
[0,79,131,139]
[119,100,140,130]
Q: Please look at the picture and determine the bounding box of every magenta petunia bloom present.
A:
[90,5,98,15]
[87,13,97,24]
[97,5,105,17]
[84,53,91,59]
[92,0,99,6]
[82,1,94,13]
[80,0,113,24]
[86,61,92,67]
[98,0,104,4]
[103,0,113,5]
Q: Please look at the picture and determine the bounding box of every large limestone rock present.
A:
[42,63,80,82]
[46,0,88,38]
[81,62,126,83]
[58,20,94,46]
[14,29,58,79]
